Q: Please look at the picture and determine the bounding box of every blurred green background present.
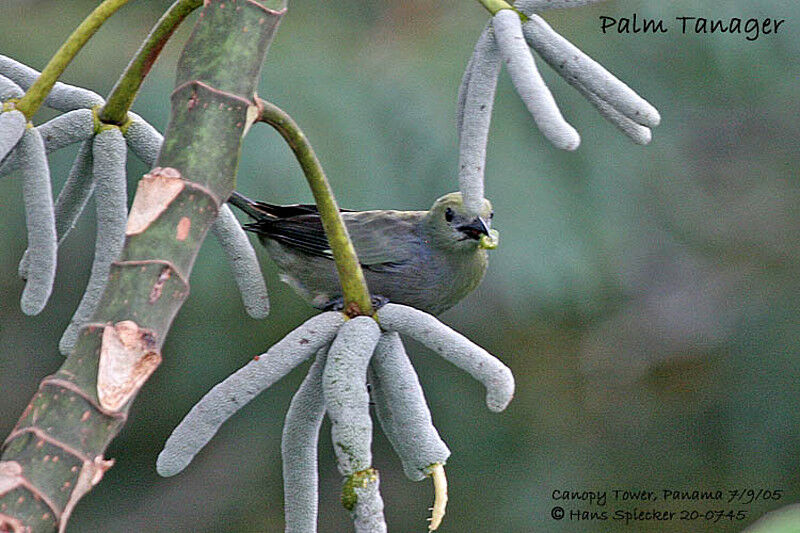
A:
[1,0,799,531]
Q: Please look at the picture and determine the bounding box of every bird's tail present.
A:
[228,190,267,221]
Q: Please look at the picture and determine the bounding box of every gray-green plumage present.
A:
[228,192,496,315]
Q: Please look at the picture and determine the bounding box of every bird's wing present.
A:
[246,214,332,258]
[247,202,356,218]
[344,210,424,267]
[254,209,424,267]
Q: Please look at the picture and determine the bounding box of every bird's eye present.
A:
[490,211,495,219]
[445,207,454,222]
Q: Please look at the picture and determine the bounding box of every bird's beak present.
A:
[457,216,491,241]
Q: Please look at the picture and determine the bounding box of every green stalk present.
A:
[476,0,528,20]
[14,0,132,120]
[258,99,374,316]
[477,0,512,15]
[100,0,203,125]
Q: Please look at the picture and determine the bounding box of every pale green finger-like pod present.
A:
[0,55,41,88]
[522,14,660,128]
[457,24,501,216]
[369,332,450,481]
[492,9,580,151]
[17,127,57,315]
[0,74,23,100]
[571,79,652,145]
[350,471,387,533]
[18,140,95,280]
[377,304,514,412]
[283,347,328,533]
[54,140,95,242]
[455,28,478,138]
[125,113,163,166]
[515,0,609,12]
[156,312,345,477]
[323,316,381,476]
[0,55,105,111]
[59,128,128,355]
[211,205,270,319]
[43,81,104,112]
[0,109,95,177]
[37,108,96,152]
[0,109,26,163]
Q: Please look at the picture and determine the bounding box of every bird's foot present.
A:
[370,295,390,310]
[322,295,390,315]
[322,297,345,312]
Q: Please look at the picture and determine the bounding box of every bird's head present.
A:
[425,192,498,252]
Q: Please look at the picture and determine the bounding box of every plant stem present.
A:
[14,0,133,120]
[476,0,513,15]
[476,0,527,20]
[258,99,374,317]
[100,0,203,125]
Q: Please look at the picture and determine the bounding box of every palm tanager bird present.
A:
[227,191,499,315]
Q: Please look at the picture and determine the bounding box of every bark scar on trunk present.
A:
[126,167,184,235]
[97,321,162,412]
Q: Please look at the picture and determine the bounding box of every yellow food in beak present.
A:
[478,229,499,250]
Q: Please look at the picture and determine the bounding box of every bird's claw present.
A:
[322,297,345,312]
[322,295,390,313]
[370,295,390,310]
